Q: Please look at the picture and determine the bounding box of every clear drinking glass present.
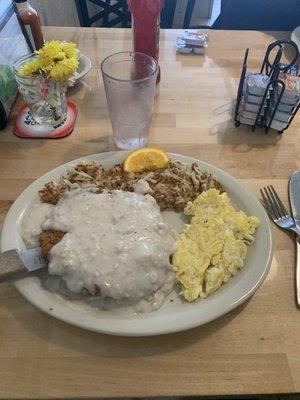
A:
[13,54,67,127]
[101,51,158,150]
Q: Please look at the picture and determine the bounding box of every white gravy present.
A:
[133,179,151,195]
[40,189,177,312]
[21,202,54,248]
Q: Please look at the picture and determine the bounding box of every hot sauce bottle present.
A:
[127,0,164,89]
[15,0,44,51]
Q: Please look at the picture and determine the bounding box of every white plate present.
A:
[291,26,300,52]
[67,53,92,87]
[1,152,273,336]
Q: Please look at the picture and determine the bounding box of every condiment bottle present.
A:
[127,0,164,90]
[15,0,44,50]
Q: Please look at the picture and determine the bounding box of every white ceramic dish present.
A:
[1,152,273,336]
[291,26,300,52]
[68,53,92,87]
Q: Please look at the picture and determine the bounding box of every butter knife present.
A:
[289,171,300,307]
[0,247,47,282]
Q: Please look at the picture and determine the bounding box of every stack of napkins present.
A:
[237,72,270,126]
[176,31,207,54]
[267,73,300,131]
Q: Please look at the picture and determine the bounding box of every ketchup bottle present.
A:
[127,0,164,88]
[15,0,44,51]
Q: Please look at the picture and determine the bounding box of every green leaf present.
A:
[0,64,17,103]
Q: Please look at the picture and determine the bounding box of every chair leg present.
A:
[183,0,196,29]
[161,0,177,28]
[75,0,91,26]
[121,0,129,27]
[102,0,110,26]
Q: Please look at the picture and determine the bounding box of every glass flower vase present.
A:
[13,54,67,127]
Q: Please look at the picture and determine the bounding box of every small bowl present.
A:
[67,52,92,87]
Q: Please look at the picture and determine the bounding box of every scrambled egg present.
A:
[172,189,260,301]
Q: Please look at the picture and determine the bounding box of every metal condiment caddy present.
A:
[234,39,300,134]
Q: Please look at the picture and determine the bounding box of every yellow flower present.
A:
[61,42,78,59]
[36,40,65,61]
[18,58,41,76]
[50,57,79,82]
[18,40,79,82]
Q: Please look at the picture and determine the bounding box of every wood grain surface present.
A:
[0,27,300,399]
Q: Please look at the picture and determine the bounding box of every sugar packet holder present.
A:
[234,39,300,134]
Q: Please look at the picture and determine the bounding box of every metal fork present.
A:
[260,184,300,308]
[260,185,300,235]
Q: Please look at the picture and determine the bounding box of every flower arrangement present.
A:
[14,40,79,126]
[18,40,79,82]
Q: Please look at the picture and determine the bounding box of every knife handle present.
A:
[0,249,27,282]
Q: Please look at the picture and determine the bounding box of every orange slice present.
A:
[123,148,170,173]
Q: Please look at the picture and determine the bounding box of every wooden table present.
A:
[1,27,300,399]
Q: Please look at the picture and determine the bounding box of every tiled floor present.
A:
[194,0,221,27]
[173,0,221,28]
